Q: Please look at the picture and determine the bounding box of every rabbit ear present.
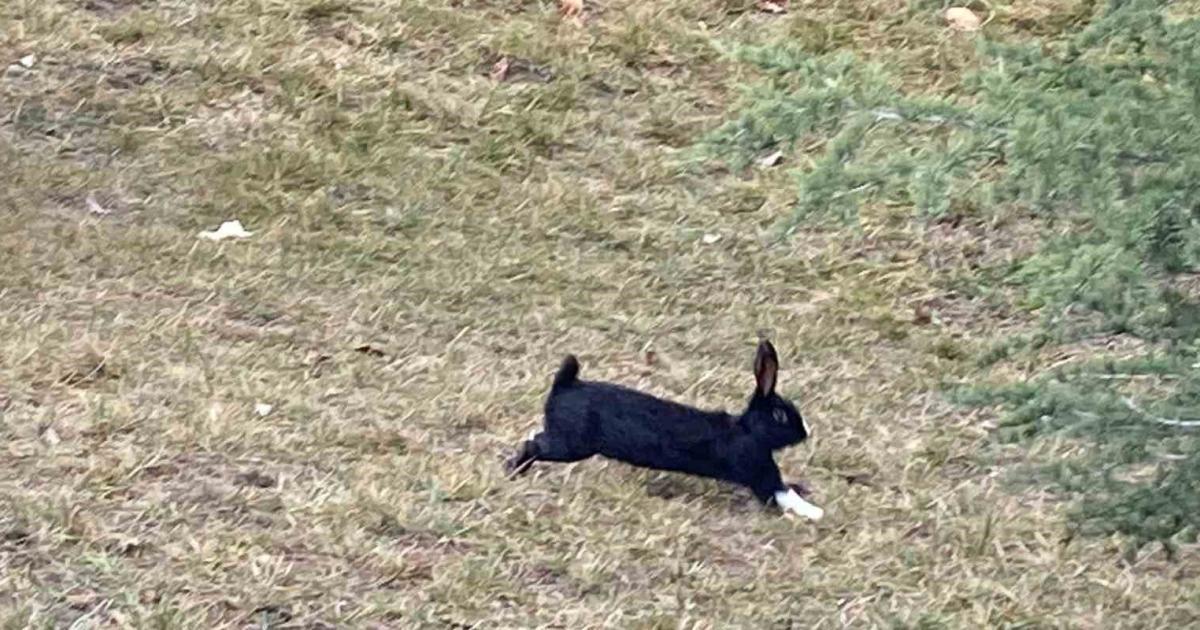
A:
[754,340,778,397]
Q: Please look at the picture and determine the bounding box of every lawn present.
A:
[2,0,1198,627]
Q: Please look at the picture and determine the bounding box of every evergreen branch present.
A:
[1121,396,1200,429]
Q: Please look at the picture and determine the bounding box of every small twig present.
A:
[1078,373,1181,381]
[867,107,1007,134]
[1121,396,1200,429]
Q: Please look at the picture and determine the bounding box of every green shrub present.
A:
[702,0,1200,549]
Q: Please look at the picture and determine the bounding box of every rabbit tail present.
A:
[553,355,581,390]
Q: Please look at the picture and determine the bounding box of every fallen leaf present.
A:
[254,403,273,417]
[85,195,111,216]
[756,0,787,13]
[559,0,584,24]
[197,219,253,241]
[758,150,784,167]
[490,57,511,82]
[944,7,981,31]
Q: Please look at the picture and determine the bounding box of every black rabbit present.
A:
[504,340,824,520]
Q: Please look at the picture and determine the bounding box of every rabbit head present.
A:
[739,340,810,450]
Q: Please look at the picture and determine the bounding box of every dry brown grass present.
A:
[2,0,1198,627]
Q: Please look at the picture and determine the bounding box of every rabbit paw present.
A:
[775,487,824,521]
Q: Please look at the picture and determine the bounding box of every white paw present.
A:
[775,488,824,521]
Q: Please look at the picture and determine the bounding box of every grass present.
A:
[1,0,1198,627]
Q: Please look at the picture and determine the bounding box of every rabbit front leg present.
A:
[750,461,824,521]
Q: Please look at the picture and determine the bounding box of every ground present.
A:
[1,0,1198,627]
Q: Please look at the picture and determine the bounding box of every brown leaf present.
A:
[490,57,511,82]
[560,0,584,24]
[913,303,933,326]
[756,0,787,14]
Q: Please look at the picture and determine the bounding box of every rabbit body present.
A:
[505,341,824,520]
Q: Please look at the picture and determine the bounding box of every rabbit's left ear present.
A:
[754,340,778,397]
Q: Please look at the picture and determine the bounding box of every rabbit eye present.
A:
[773,409,788,424]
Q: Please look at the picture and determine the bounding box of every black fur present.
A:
[505,340,811,508]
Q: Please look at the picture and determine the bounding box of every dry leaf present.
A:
[756,0,787,14]
[85,195,111,216]
[490,57,511,82]
[944,7,981,31]
[758,150,784,167]
[197,219,253,241]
